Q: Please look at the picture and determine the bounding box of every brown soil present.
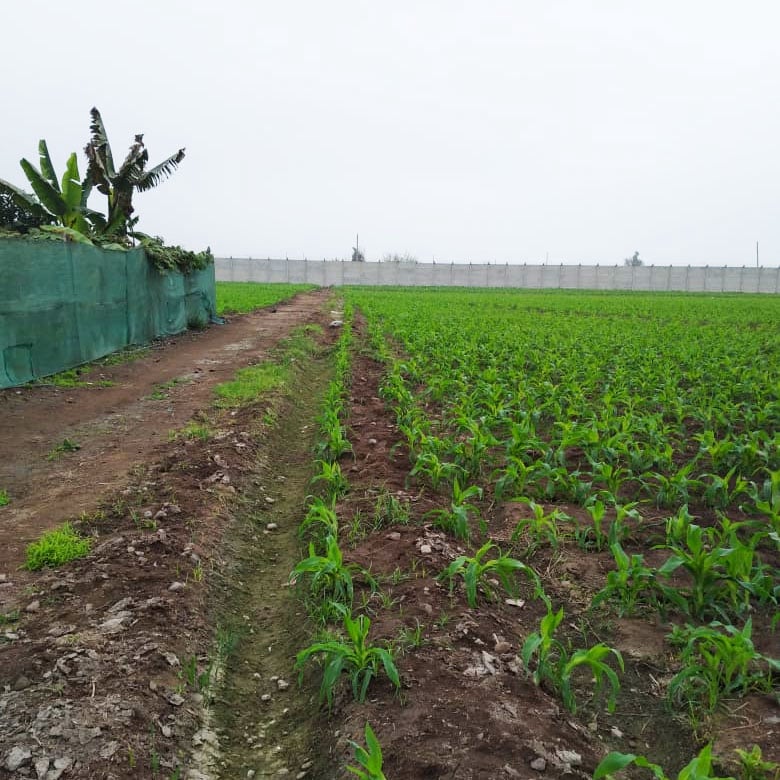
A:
[0,289,329,608]
[0,289,333,779]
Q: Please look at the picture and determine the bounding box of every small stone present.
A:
[25,600,41,613]
[265,496,275,504]
[611,726,624,738]
[168,504,182,514]
[504,598,525,608]
[169,581,186,592]
[266,523,278,531]
[385,532,401,541]
[422,603,434,616]
[161,725,173,738]
[368,438,378,445]
[556,750,582,767]
[53,757,74,775]
[5,746,32,771]
[300,762,313,770]
[530,757,546,772]
[166,692,186,706]
[34,756,50,778]
[143,510,153,519]
[100,741,119,759]
[419,544,432,554]
[261,694,272,702]
[503,765,521,778]
[12,675,31,691]
[276,679,290,690]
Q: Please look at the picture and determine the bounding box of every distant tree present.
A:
[624,251,643,267]
[381,252,417,263]
[351,244,365,262]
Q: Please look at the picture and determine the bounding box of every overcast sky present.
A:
[3,1,779,266]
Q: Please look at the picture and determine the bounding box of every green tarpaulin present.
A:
[0,238,216,388]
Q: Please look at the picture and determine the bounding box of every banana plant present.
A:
[0,140,99,240]
[84,106,185,237]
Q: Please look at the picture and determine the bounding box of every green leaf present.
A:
[38,139,60,192]
[593,752,637,779]
[60,153,82,212]
[19,159,65,217]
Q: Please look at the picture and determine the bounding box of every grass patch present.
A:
[170,421,213,441]
[214,325,320,408]
[0,489,8,507]
[149,377,187,400]
[216,282,316,315]
[0,609,20,625]
[215,363,289,407]
[32,346,149,388]
[38,368,114,389]
[25,523,92,570]
[46,438,81,460]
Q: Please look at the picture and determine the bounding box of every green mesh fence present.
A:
[0,239,216,388]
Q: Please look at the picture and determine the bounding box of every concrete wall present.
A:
[215,258,780,293]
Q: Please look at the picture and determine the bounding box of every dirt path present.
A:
[0,288,330,609]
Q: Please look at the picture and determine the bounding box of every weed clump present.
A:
[25,523,91,570]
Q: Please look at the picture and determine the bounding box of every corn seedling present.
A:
[657,522,739,620]
[521,604,624,713]
[311,459,349,502]
[734,745,779,780]
[437,541,546,609]
[291,535,376,621]
[0,489,8,507]
[347,722,387,780]
[594,743,733,780]
[592,543,660,617]
[298,497,340,540]
[666,619,779,720]
[510,499,570,552]
[426,477,482,541]
[295,610,400,707]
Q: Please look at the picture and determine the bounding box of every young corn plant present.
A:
[657,522,736,620]
[509,499,570,553]
[438,541,547,609]
[295,610,400,708]
[591,543,660,617]
[594,743,733,780]
[734,745,779,780]
[311,459,349,503]
[298,496,340,541]
[410,451,463,491]
[666,619,780,721]
[290,535,376,622]
[521,604,624,714]
[347,722,387,780]
[426,477,483,541]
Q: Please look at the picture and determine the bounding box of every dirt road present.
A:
[0,289,330,604]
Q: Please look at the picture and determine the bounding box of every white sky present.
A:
[3,1,779,266]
